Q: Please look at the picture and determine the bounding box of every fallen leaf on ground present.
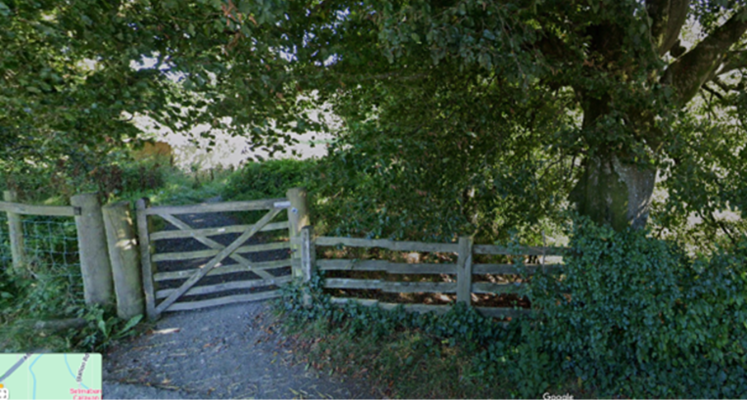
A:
[151,328,181,335]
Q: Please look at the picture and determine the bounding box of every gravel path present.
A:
[103,197,376,399]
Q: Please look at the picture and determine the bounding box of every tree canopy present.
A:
[2,0,747,243]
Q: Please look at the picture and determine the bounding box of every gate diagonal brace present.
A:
[158,213,276,280]
[155,208,283,314]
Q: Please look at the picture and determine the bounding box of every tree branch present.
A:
[663,9,747,105]
[702,83,724,100]
[714,49,747,76]
[707,211,737,246]
[646,0,691,55]
[710,76,739,92]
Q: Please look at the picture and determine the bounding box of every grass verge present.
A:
[279,316,513,399]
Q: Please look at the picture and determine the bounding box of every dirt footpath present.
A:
[103,301,375,399]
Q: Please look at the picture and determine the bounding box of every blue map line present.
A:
[29,354,43,400]
[64,354,89,389]
[64,354,76,380]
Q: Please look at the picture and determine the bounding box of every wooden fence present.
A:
[3,185,564,323]
[293,227,566,319]
[1,191,114,307]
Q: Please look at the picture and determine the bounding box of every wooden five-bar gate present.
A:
[136,188,310,320]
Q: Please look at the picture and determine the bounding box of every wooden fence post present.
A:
[71,193,114,306]
[300,225,316,282]
[301,225,316,307]
[456,236,473,305]
[136,198,157,320]
[102,201,144,320]
[3,190,25,270]
[287,187,310,280]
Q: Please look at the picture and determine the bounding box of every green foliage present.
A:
[276,273,517,398]
[278,271,502,346]
[0,264,145,353]
[652,101,747,251]
[276,272,333,323]
[74,308,144,352]
[1,304,146,353]
[280,219,747,398]
[1,0,319,176]
[297,0,747,235]
[4,0,747,238]
[222,159,317,201]
[1,256,82,323]
[526,218,747,397]
[286,315,506,399]
[220,158,318,228]
[1,147,169,203]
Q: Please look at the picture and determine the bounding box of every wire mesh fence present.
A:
[0,213,84,305]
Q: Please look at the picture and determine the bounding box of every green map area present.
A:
[0,353,102,400]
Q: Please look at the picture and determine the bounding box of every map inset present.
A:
[0,353,102,400]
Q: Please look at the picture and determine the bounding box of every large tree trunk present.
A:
[571,154,656,230]
[571,98,657,231]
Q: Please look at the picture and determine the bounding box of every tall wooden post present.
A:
[71,193,113,305]
[102,201,144,320]
[136,198,157,320]
[300,225,316,307]
[300,226,316,282]
[456,236,474,305]
[287,187,310,279]
[3,190,25,270]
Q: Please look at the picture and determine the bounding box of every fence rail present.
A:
[297,232,568,320]
[315,236,460,252]
[0,201,80,217]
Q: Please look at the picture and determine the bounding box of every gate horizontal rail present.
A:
[144,198,290,215]
[152,241,290,263]
[150,221,288,241]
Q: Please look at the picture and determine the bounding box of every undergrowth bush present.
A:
[0,265,144,353]
[278,218,747,398]
[277,273,523,398]
[222,159,317,201]
[220,159,319,228]
[527,219,747,398]
[1,148,171,203]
